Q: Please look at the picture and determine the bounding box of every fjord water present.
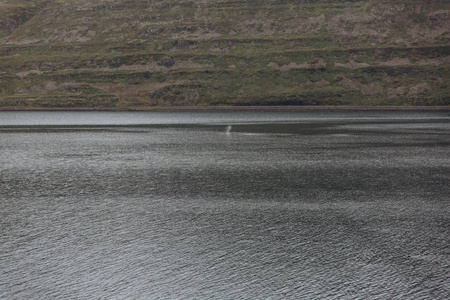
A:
[1,111,449,299]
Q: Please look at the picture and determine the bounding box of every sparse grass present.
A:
[0,0,449,108]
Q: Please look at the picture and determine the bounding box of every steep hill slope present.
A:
[0,0,449,109]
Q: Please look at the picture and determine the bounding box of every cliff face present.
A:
[0,0,449,108]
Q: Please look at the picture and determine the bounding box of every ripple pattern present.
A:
[1,112,449,299]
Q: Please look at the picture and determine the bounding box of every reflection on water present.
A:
[1,111,449,299]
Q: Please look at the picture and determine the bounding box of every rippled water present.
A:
[1,111,449,299]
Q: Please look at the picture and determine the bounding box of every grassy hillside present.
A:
[0,0,449,109]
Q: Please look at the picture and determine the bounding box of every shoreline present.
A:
[0,106,449,112]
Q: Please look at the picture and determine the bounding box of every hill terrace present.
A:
[0,0,449,109]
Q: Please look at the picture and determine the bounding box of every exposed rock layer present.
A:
[0,0,449,108]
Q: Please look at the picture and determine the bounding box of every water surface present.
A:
[1,111,449,299]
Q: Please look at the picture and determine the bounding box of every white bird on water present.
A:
[225,125,232,135]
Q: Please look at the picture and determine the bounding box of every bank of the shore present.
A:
[1,106,450,112]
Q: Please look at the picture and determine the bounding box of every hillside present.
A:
[0,0,449,109]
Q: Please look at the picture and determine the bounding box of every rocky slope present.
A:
[0,0,449,109]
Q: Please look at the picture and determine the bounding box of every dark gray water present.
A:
[1,111,449,299]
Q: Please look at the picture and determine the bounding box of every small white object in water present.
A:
[225,125,232,134]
